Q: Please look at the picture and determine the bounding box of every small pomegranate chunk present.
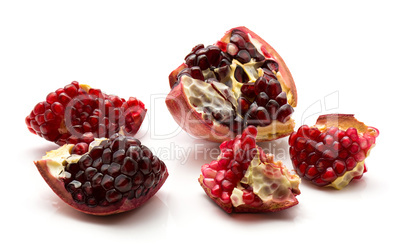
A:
[289,114,379,189]
[199,126,300,213]
[34,134,168,215]
[26,81,147,145]
[166,27,297,142]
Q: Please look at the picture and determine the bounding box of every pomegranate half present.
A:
[199,126,300,213]
[289,114,379,189]
[166,26,297,142]
[35,134,168,215]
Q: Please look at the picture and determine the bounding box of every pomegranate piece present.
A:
[166,27,297,142]
[34,134,168,215]
[289,114,379,189]
[26,81,147,146]
[199,126,300,213]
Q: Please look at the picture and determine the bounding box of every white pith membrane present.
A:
[181,55,295,140]
[40,138,107,181]
[229,150,300,207]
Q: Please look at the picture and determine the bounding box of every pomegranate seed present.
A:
[346,127,359,142]
[264,59,279,72]
[46,92,58,104]
[242,191,255,205]
[266,79,282,99]
[305,166,319,180]
[240,82,255,98]
[230,34,246,49]
[349,142,360,154]
[321,168,337,182]
[64,84,78,97]
[276,104,294,123]
[323,135,334,145]
[243,126,258,137]
[221,180,234,191]
[227,43,239,57]
[333,160,346,175]
[215,170,226,183]
[238,97,251,115]
[33,102,46,115]
[340,136,352,148]
[236,50,251,64]
[211,185,222,198]
[255,107,271,126]
[275,92,287,106]
[323,149,336,160]
[266,100,279,119]
[234,66,249,83]
[346,157,357,171]
[256,92,269,106]
[295,137,307,151]
[353,151,366,162]
[254,77,268,95]
[297,162,308,177]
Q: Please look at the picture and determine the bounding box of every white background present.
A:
[1,0,400,248]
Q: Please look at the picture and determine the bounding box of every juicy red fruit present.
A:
[172,33,292,133]
[289,115,379,188]
[166,27,297,142]
[35,134,168,215]
[26,81,147,145]
[199,126,300,213]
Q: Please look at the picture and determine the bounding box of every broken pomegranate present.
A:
[289,114,379,189]
[26,81,146,145]
[166,26,297,142]
[34,133,168,215]
[199,126,300,213]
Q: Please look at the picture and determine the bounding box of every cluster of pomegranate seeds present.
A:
[25,81,146,145]
[201,126,263,206]
[63,134,167,207]
[289,125,378,186]
[171,29,293,134]
[239,75,293,125]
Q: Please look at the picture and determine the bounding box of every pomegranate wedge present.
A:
[166,26,297,142]
[26,81,146,145]
[199,126,300,213]
[289,114,379,189]
[35,134,168,215]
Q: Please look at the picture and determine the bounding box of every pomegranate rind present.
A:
[219,26,297,107]
[34,144,168,216]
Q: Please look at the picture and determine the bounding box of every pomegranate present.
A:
[26,81,146,146]
[166,27,297,142]
[34,133,168,215]
[199,126,300,213]
[289,114,379,189]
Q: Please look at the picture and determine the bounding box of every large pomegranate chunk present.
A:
[26,81,146,145]
[289,114,379,189]
[199,126,300,213]
[166,27,297,142]
[34,134,168,215]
